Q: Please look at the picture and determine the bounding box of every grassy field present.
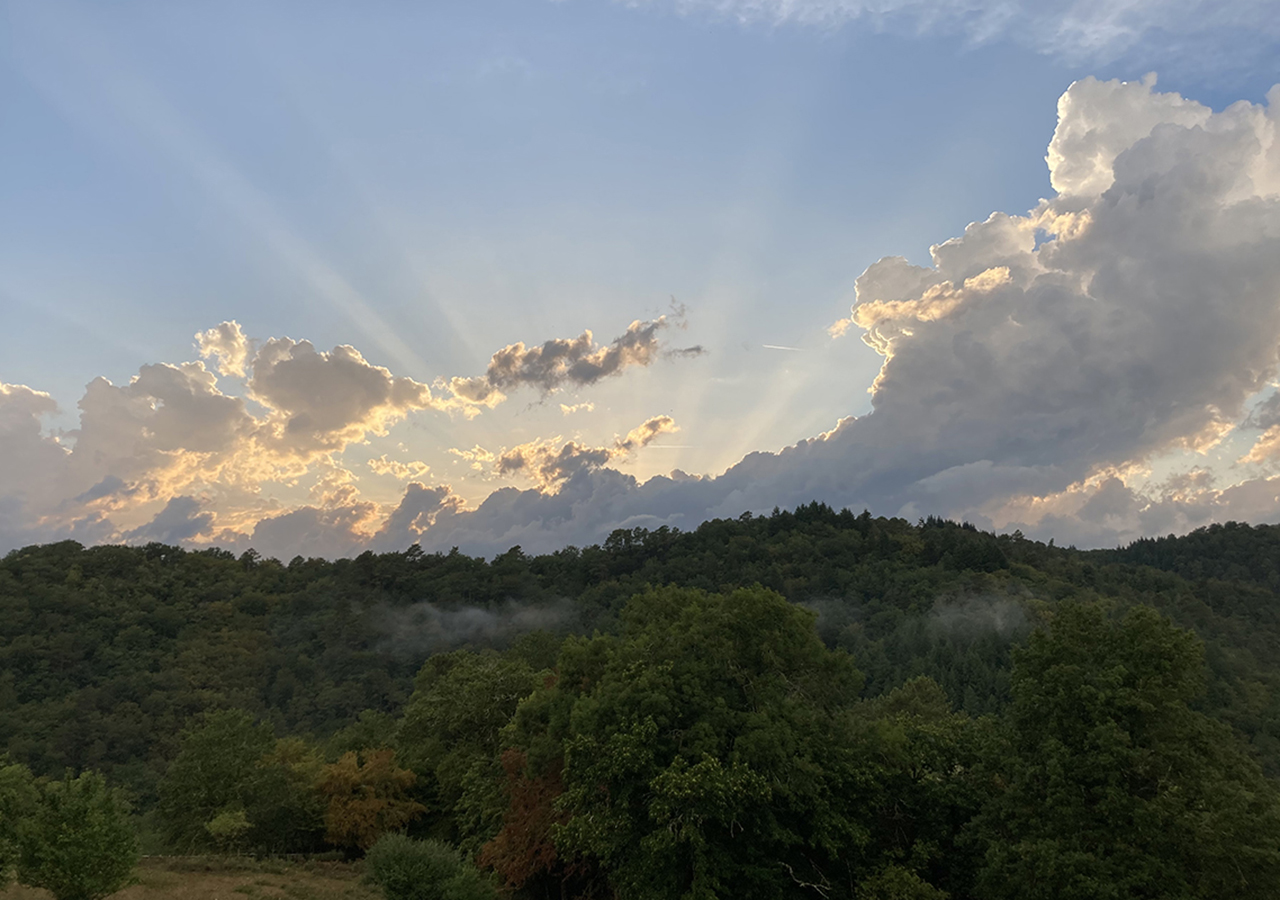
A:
[1,856,382,900]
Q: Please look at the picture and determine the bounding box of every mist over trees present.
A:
[4,506,1280,897]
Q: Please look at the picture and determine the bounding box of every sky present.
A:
[2,0,1280,559]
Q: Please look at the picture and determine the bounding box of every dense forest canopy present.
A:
[5,506,1280,898]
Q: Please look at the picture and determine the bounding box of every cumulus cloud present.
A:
[0,309,695,553]
[244,502,383,562]
[649,0,1280,68]
[0,383,68,502]
[455,415,679,493]
[441,315,700,412]
[247,338,434,458]
[124,496,215,544]
[6,76,1280,559]
[196,320,251,378]
[70,361,258,497]
[386,75,1280,555]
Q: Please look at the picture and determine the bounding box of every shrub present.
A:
[16,771,139,900]
[365,833,498,900]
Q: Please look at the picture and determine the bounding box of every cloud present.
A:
[1244,392,1280,431]
[385,74,1280,555]
[456,415,680,493]
[368,455,432,480]
[441,315,700,411]
[69,361,258,497]
[242,502,383,562]
[648,1,1280,68]
[372,482,466,549]
[196,320,251,378]
[247,337,435,458]
[0,308,696,553]
[6,77,1280,559]
[124,495,215,544]
[560,402,595,415]
[0,383,68,502]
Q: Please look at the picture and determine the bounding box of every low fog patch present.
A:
[928,595,1031,641]
[370,598,581,658]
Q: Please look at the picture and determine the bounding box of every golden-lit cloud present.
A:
[196,320,252,378]
[368,455,432,480]
[1241,426,1280,465]
[0,310,699,554]
[248,337,435,458]
[455,415,679,493]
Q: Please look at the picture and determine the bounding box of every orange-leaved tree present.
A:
[478,748,571,890]
[319,749,425,853]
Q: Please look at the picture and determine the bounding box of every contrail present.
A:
[763,344,803,351]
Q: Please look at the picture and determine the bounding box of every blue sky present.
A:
[3,0,1280,556]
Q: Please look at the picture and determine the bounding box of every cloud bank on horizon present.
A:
[3,75,1280,559]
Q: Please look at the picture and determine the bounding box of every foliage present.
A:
[477,749,569,891]
[245,736,328,854]
[504,586,877,900]
[321,749,426,853]
[397,650,540,849]
[973,603,1280,899]
[854,865,949,900]
[204,807,251,853]
[155,710,324,855]
[9,510,1280,794]
[9,507,1280,897]
[364,833,498,900]
[155,709,275,852]
[15,771,139,900]
[0,757,38,880]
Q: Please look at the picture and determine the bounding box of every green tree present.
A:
[398,650,540,849]
[507,586,874,900]
[0,757,38,881]
[244,736,327,854]
[15,771,139,900]
[974,602,1280,899]
[156,710,325,854]
[856,677,992,897]
[156,709,276,852]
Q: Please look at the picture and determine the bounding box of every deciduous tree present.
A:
[974,603,1280,899]
[320,748,425,853]
[15,771,138,900]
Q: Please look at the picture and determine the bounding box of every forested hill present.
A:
[1098,519,1280,589]
[3,505,1280,803]
[8,506,1280,896]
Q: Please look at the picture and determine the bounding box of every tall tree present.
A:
[974,602,1280,899]
[155,709,276,852]
[0,757,38,882]
[502,586,881,900]
[398,650,540,850]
